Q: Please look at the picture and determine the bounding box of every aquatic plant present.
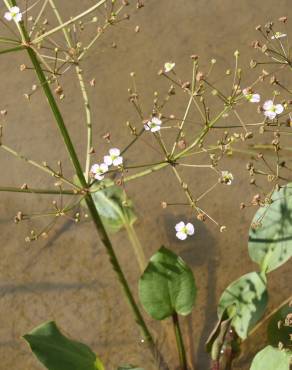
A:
[0,1,291,369]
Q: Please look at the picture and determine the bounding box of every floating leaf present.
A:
[250,346,291,370]
[248,185,292,272]
[267,302,292,350]
[75,176,137,233]
[218,272,268,339]
[139,246,196,320]
[23,321,104,370]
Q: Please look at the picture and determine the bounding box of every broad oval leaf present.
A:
[218,272,268,339]
[139,246,196,320]
[23,321,104,370]
[267,303,292,349]
[250,346,291,370]
[248,185,292,272]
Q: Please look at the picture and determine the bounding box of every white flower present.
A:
[263,100,284,120]
[243,88,260,103]
[271,32,287,40]
[90,163,108,181]
[144,117,162,132]
[175,221,195,240]
[4,6,22,22]
[164,62,175,73]
[104,148,123,166]
[221,171,234,185]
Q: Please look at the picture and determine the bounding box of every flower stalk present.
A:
[5,3,169,368]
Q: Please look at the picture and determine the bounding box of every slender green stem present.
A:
[0,186,75,195]
[77,4,125,62]
[124,222,146,272]
[29,0,50,37]
[172,313,188,370]
[31,0,107,44]
[0,143,80,189]
[48,0,92,182]
[174,106,230,160]
[0,36,20,44]
[12,10,169,369]
[48,0,73,47]
[75,64,93,182]
[170,95,193,156]
[0,44,24,54]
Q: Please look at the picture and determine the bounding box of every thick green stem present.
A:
[172,313,188,370]
[12,12,168,370]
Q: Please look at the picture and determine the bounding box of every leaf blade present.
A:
[23,321,103,370]
[139,246,196,320]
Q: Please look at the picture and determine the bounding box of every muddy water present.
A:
[0,0,291,369]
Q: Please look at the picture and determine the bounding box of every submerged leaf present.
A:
[139,246,196,320]
[250,346,291,370]
[23,321,104,370]
[267,302,292,350]
[75,176,137,233]
[218,272,268,339]
[248,185,292,272]
[91,181,136,233]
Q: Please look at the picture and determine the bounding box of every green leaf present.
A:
[23,321,104,370]
[248,185,292,273]
[218,272,268,339]
[250,346,291,370]
[74,177,137,233]
[139,246,196,320]
[267,302,292,350]
[206,309,232,359]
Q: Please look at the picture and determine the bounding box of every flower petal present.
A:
[151,125,161,132]
[10,6,20,13]
[264,110,276,119]
[176,231,187,240]
[104,155,113,166]
[242,88,249,96]
[113,156,123,166]
[14,12,22,22]
[175,221,185,232]
[144,123,150,131]
[109,148,120,156]
[100,163,108,172]
[263,100,273,110]
[4,12,12,21]
[94,173,104,180]
[271,32,287,39]
[186,223,195,235]
[152,117,162,126]
[275,104,284,114]
[250,94,260,103]
[90,164,99,173]
[164,62,175,73]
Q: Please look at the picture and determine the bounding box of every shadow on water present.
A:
[162,212,218,370]
[23,216,81,272]
[0,280,101,297]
